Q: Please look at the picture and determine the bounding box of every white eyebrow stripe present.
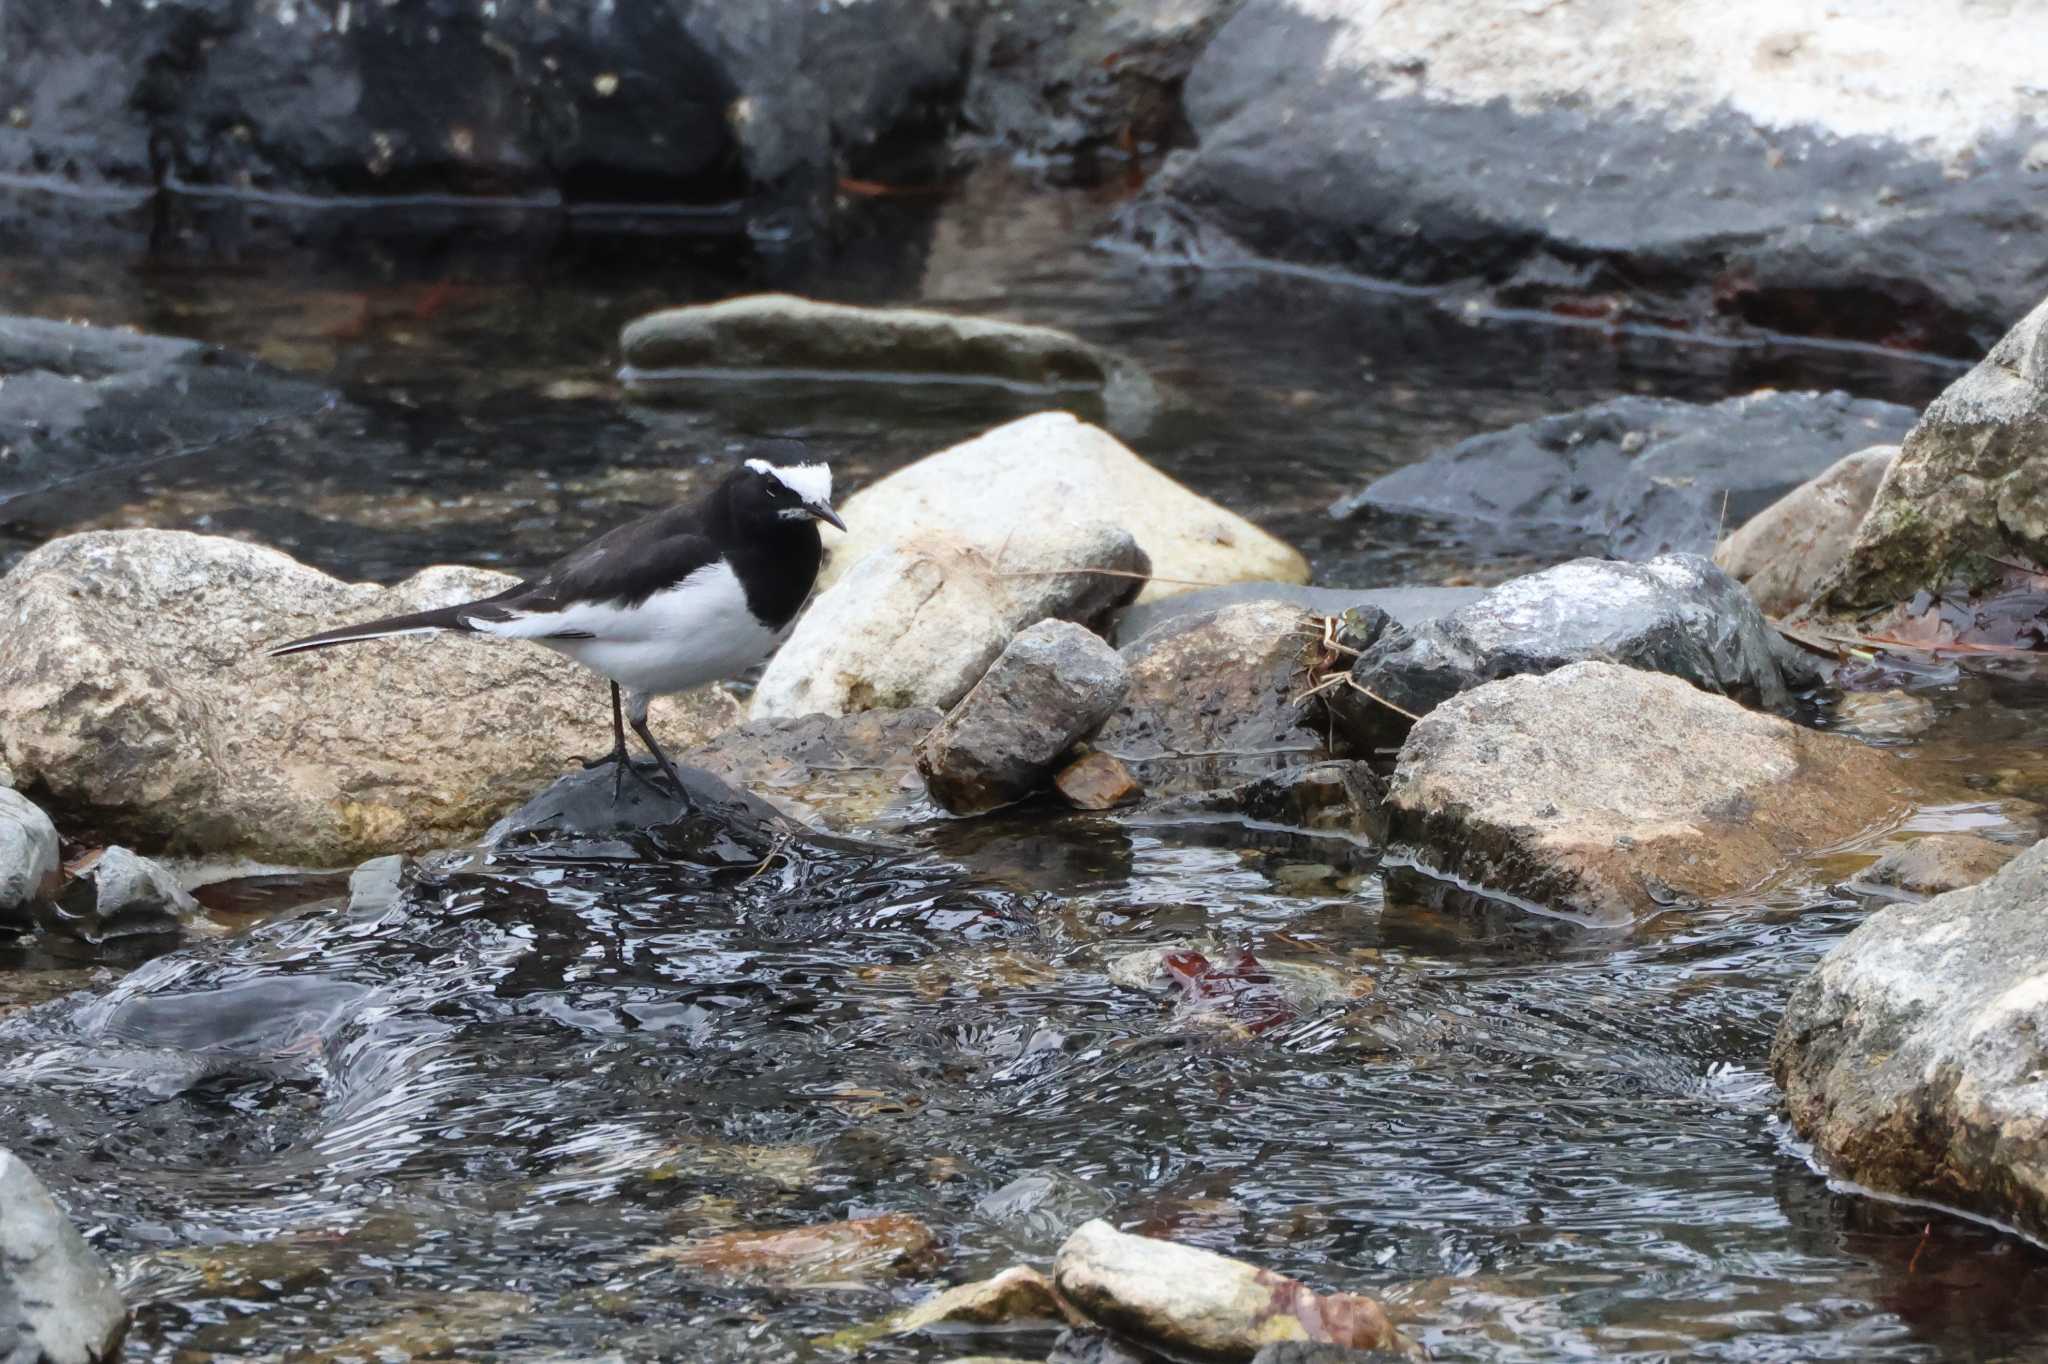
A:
[744,458,833,505]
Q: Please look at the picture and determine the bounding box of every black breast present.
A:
[724,521,824,630]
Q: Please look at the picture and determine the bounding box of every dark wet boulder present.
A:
[47,846,215,944]
[917,620,1130,816]
[0,1148,130,1364]
[0,317,332,506]
[1773,837,2048,1242]
[483,762,786,848]
[1329,554,1816,749]
[1091,600,1323,797]
[0,790,59,936]
[1824,294,2048,614]
[1386,662,1908,924]
[1331,392,1916,561]
[1715,444,1898,616]
[1133,0,2047,353]
[1112,582,1484,649]
[0,0,969,248]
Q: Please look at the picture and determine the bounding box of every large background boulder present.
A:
[821,412,1308,604]
[0,530,739,864]
[1135,0,2048,353]
[1385,662,1909,923]
[1824,295,2048,613]
[1332,392,1916,561]
[1773,839,2048,1242]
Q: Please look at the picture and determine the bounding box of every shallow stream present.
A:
[4,169,2047,1363]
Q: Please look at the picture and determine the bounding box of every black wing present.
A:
[464,502,723,633]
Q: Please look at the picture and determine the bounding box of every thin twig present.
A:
[743,830,794,882]
[1342,675,1422,721]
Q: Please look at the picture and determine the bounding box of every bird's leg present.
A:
[625,690,694,812]
[581,681,660,802]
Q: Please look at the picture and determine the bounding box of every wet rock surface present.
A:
[0,317,333,506]
[1148,761,1385,839]
[1054,751,1145,811]
[1715,445,1898,616]
[753,525,1146,721]
[649,1213,941,1285]
[1331,554,1816,746]
[0,1148,129,1364]
[0,0,970,249]
[483,762,789,847]
[0,792,59,936]
[1826,294,2048,613]
[0,530,738,863]
[1386,662,1909,923]
[1332,392,1916,561]
[1052,1219,1409,1360]
[821,412,1309,605]
[622,295,1158,428]
[47,846,211,944]
[1139,0,2047,352]
[1774,838,2048,1241]
[896,1264,1081,1332]
[1112,583,1485,649]
[1859,833,2021,898]
[1091,600,1323,797]
[680,707,941,831]
[918,620,1130,816]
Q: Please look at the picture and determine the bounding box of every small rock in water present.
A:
[1714,444,1898,617]
[1052,1219,1410,1360]
[483,760,784,847]
[1774,837,2048,1241]
[1331,553,1815,749]
[918,620,1130,815]
[48,845,215,943]
[680,707,942,831]
[1112,583,1485,650]
[0,789,60,935]
[1054,752,1144,810]
[1859,833,2020,897]
[820,412,1309,605]
[752,525,1147,721]
[0,1147,130,1364]
[896,1265,1083,1333]
[648,1213,941,1286]
[1830,688,1939,741]
[1386,662,1913,923]
[1148,761,1386,838]
[1092,601,1325,797]
[1109,942,1365,1035]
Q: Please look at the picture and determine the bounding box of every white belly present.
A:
[471,562,787,696]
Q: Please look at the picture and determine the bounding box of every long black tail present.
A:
[267,603,481,657]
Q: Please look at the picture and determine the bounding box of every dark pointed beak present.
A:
[809,501,846,532]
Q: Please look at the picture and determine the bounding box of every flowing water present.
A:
[4,168,2048,1362]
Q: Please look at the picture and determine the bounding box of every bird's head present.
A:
[733,457,845,533]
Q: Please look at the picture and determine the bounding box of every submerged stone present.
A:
[1858,833,2021,898]
[48,846,213,944]
[648,1213,941,1286]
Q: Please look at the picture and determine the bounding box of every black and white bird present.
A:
[269,457,844,804]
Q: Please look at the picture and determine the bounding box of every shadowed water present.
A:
[2,167,2045,1362]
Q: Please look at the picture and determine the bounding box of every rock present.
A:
[0,1148,129,1364]
[47,846,213,943]
[1859,833,2020,897]
[1715,445,1898,615]
[0,0,970,250]
[680,708,941,831]
[1108,941,1368,1034]
[1054,752,1145,811]
[1831,689,1939,742]
[1332,393,1916,562]
[897,1266,1083,1333]
[821,413,1309,605]
[1112,583,1486,650]
[917,620,1130,815]
[752,526,1147,721]
[0,791,60,936]
[0,530,739,864]
[1252,1346,1413,1364]
[1137,0,2048,352]
[1385,662,1910,923]
[1331,554,1815,748]
[1825,295,2048,612]
[962,0,1238,157]
[1092,601,1325,797]
[482,763,787,848]
[1149,762,1385,838]
[1052,1219,1409,1360]
[621,295,1158,430]
[648,1214,941,1286]
[1772,838,2048,1241]
[0,318,334,507]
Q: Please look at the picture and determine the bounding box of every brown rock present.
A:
[1860,832,2020,896]
[1055,752,1143,810]
[0,530,739,863]
[1715,444,1896,615]
[649,1213,941,1287]
[1052,1219,1410,1360]
[680,708,940,830]
[896,1266,1085,1333]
